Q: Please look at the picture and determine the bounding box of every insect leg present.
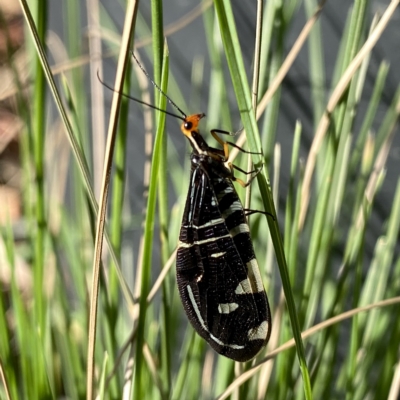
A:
[244,209,275,220]
[227,163,262,188]
[211,129,263,157]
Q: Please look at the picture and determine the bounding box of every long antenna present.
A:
[97,72,185,121]
[131,52,187,119]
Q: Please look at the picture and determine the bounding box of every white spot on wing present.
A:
[211,251,226,258]
[218,303,239,314]
[248,321,269,341]
[246,259,264,293]
[235,279,252,294]
[234,259,264,295]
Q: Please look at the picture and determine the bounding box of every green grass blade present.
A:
[133,46,169,400]
[213,1,311,398]
[86,1,139,397]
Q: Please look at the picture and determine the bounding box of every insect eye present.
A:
[184,121,193,130]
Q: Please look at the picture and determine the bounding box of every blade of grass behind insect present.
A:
[85,0,105,195]
[301,138,335,317]
[59,74,101,307]
[31,0,47,345]
[1,226,22,400]
[104,74,133,397]
[288,165,305,288]
[331,12,377,191]
[85,0,123,366]
[3,23,53,398]
[359,145,400,321]
[98,353,108,400]
[213,1,311,398]
[375,86,400,153]
[6,228,39,398]
[52,299,81,399]
[258,0,284,164]
[285,122,302,283]
[109,73,131,303]
[0,357,12,400]
[349,62,389,172]
[385,260,400,399]
[202,7,229,130]
[26,2,53,396]
[87,1,139,397]
[152,2,173,393]
[256,145,282,397]
[157,104,174,398]
[342,136,375,265]
[351,240,392,399]
[304,0,326,127]
[0,262,12,395]
[247,0,263,216]
[306,135,352,331]
[316,0,368,182]
[173,330,205,400]
[213,357,235,397]
[151,0,164,82]
[57,6,101,341]
[257,0,275,99]
[260,0,299,163]
[106,44,134,396]
[64,0,93,250]
[59,74,107,362]
[133,47,169,400]
[260,32,283,164]
[251,0,262,114]
[255,0,327,149]
[256,0,301,98]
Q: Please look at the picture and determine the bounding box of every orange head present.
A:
[180,113,206,139]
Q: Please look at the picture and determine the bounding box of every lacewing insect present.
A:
[126,54,272,362]
[176,115,272,361]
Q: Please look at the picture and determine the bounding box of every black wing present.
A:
[176,159,271,362]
